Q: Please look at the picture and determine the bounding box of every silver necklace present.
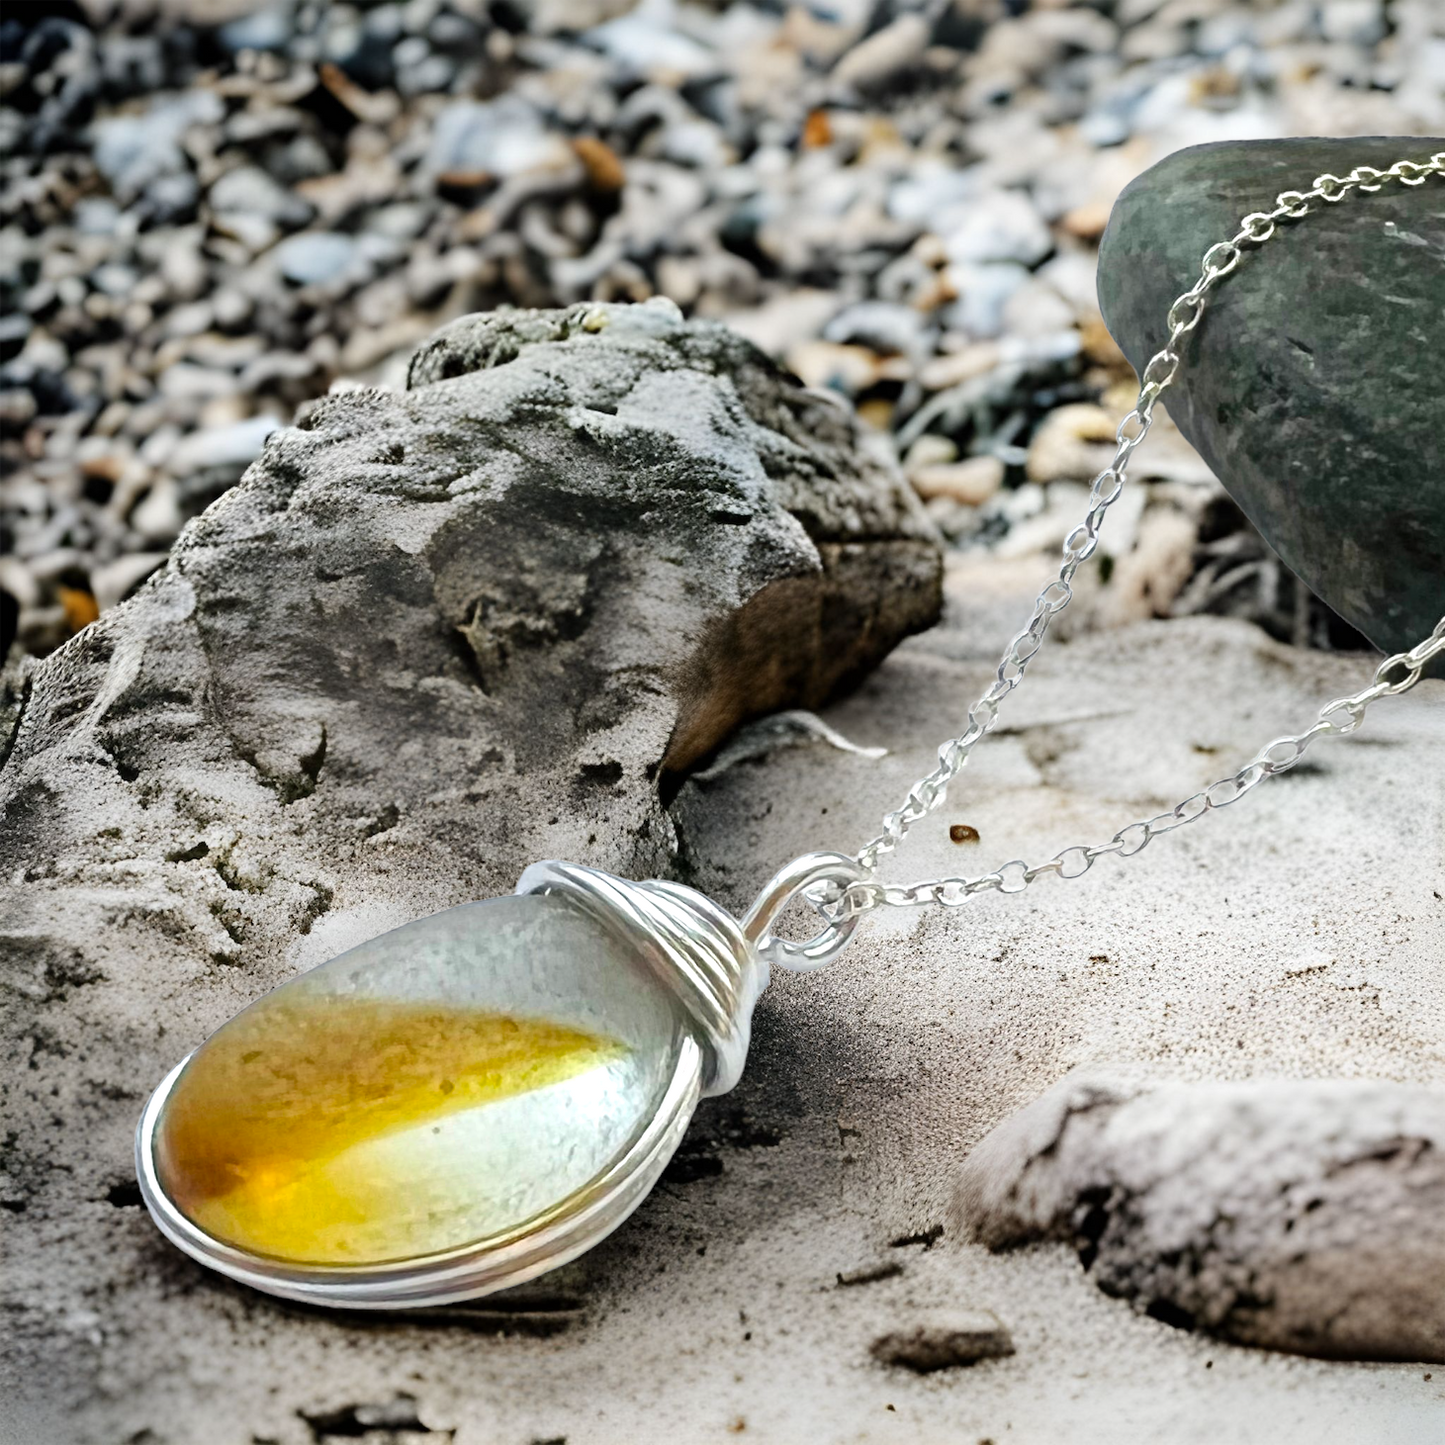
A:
[137,152,1445,1310]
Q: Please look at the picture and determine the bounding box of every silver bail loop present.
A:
[741,851,869,973]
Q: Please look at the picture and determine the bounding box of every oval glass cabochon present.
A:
[150,891,691,1268]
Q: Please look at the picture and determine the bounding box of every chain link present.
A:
[828,151,1445,924]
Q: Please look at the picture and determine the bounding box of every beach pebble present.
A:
[956,1072,1445,1361]
[910,455,1005,506]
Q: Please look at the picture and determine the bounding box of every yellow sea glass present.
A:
[152,893,686,1266]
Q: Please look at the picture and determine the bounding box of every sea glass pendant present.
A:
[136,855,862,1308]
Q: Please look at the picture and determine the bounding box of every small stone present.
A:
[902,433,958,474]
[0,388,36,427]
[835,1260,904,1288]
[89,264,139,298]
[91,93,222,202]
[890,163,980,229]
[209,167,315,229]
[0,553,38,608]
[165,415,279,479]
[870,1310,1015,1372]
[944,192,1052,268]
[56,584,99,634]
[318,62,401,125]
[216,206,278,254]
[1001,278,1076,337]
[785,340,900,395]
[1061,199,1112,240]
[1026,404,1117,484]
[218,5,294,53]
[72,197,121,237]
[801,109,832,148]
[572,135,626,193]
[661,123,732,177]
[425,98,572,180]
[944,262,1029,339]
[1319,0,1386,45]
[160,302,214,341]
[584,14,715,81]
[917,341,1002,391]
[129,476,183,542]
[397,54,456,99]
[15,333,66,374]
[1094,508,1197,625]
[90,553,167,614]
[274,232,360,287]
[139,171,200,227]
[910,455,1004,507]
[722,290,844,359]
[823,300,929,358]
[211,289,254,331]
[157,364,237,402]
[1078,313,1129,370]
[831,14,930,92]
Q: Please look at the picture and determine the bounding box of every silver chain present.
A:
[820,151,1445,925]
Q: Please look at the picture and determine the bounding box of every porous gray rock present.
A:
[1097,137,1445,659]
[0,297,940,1434]
[953,1072,1445,1362]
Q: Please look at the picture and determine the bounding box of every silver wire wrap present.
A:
[516,861,766,1096]
[813,149,1445,927]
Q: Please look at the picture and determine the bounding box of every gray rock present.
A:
[274,231,359,287]
[164,414,280,478]
[584,14,716,81]
[398,54,457,99]
[424,98,569,180]
[208,166,315,230]
[138,170,200,226]
[89,263,139,298]
[0,300,940,1426]
[89,552,168,614]
[944,191,1053,268]
[72,197,122,237]
[217,4,294,52]
[831,13,930,93]
[954,1072,1445,1362]
[0,387,35,427]
[91,93,221,202]
[1097,137,1445,658]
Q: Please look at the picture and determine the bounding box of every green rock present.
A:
[1097,137,1444,659]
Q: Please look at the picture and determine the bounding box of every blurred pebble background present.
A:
[2,0,1441,662]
